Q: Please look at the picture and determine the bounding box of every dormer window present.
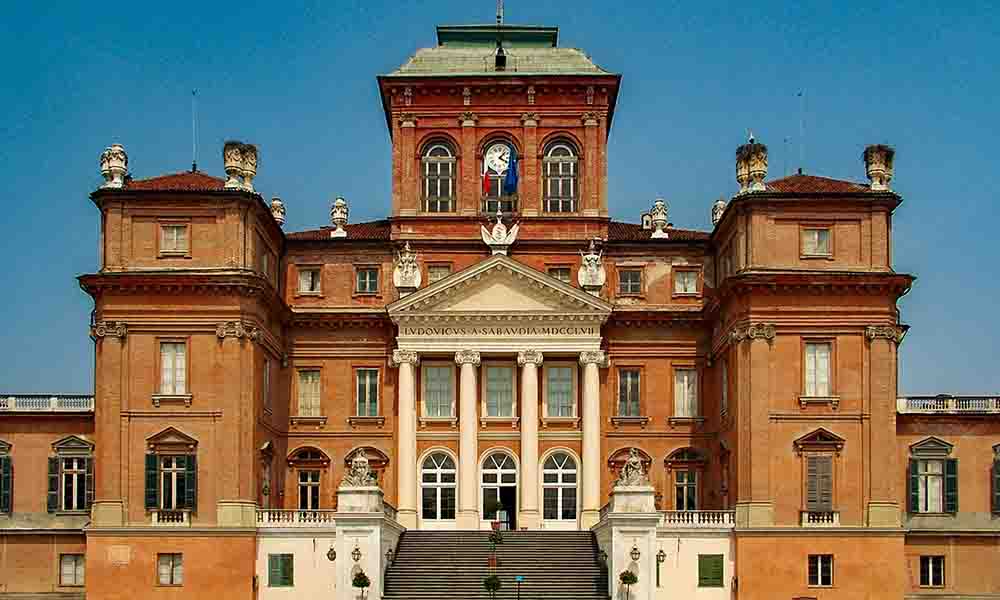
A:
[543,141,578,213]
[423,142,456,212]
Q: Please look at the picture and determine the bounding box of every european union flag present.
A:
[503,144,518,195]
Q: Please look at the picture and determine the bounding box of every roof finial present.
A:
[497,0,504,25]
[747,129,755,144]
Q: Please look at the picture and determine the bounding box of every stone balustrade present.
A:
[897,395,1000,414]
[659,510,736,529]
[256,509,337,528]
[0,394,94,412]
[151,510,190,527]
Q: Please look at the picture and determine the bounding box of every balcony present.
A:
[257,509,337,528]
[659,510,735,529]
[0,394,94,413]
[801,511,840,527]
[897,395,1000,415]
[151,510,190,527]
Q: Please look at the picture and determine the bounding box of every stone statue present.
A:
[480,209,519,255]
[577,239,606,293]
[616,448,650,487]
[341,449,376,487]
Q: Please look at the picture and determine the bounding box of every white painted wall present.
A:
[256,533,338,600]
[654,532,733,600]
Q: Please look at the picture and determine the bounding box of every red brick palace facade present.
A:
[1,22,998,600]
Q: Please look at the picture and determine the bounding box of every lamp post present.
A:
[656,549,666,587]
[386,548,394,566]
[352,545,362,563]
[327,547,337,562]
[630,545,641,562]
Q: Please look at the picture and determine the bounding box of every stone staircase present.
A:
[383,530,610,599]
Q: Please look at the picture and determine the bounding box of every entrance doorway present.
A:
[482,452,517,530]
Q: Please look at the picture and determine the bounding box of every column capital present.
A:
[458,111,478,127]
[390,349,419,367]
[91,320,127,339]
[454,349,481,366]
[865,324,906,345]
[729,322,776,344]
[579,350,608,368]
[517,350,543,366]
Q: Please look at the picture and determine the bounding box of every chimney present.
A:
[712,197,727,226]
[330,197,349,238]
[736,139,768,193]
[864,144,895,191]
[222,141,258,192]
[649,197,669,239]
[270,197,286,227]
[99,144,128,189]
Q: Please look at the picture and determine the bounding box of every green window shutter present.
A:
[817,456,833,512]
[144,454,159,510]
[908,459,919,513]
[993,460,1000,514]
[268,555,281,586]
[283,554,293,586]
[85,457,94,510]
[47,457,59,513]
[268,554,292,587]
[944,458,959,513]
[0,456,11,513]
[697,554,723,587]
[184,454,198,511]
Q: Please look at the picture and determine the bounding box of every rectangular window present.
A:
[356,369,379,416]
[485,366,514,417]
[427,265,452,283]
[355,267,379,294]
[548,267,572,284]
[674,270,699,295]
[60,554,85,586]
[259,249,272,280]
[423,365,454,417]
[157,553,183,586]
[159,456,186,510]
[674,368,699,417]
[268,554,294,587]
[720,359,729,416]
[697,554,724,587]
[263,358,271,412]
[546,366,575,417]
[0,455,11,514]
[993,459,1000,514]
[808,554,833,587]
[802,227,832,256]
[297,370,321,416]
[920,555,945,587]
[806,455,834,512]
[298,267,321,293]
[675,470,698,511]
[917,459,944,513]
[298,470,320,510]
[804,342,832,397]
[159,342,187,395]
[61,457,88,511]
[145,454,196,512]
[618,369,641,416]
[618,269,642,295]
[160,224,189,254]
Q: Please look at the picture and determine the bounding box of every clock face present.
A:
[484,144,511,174]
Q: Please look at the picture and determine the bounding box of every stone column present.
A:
[391,349,419,528]
[518,350,543,529]
[456,349,481,529]
[866,325,904,527]
[579,350,608,528]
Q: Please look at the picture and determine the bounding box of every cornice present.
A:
[718,270,914,299]
[79,269,275,299]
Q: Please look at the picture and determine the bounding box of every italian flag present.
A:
[482,159,491,196]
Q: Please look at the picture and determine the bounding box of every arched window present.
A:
[542,452,577,521]
[421,452,456,520]
[482,452,517,526]
[422,142,456,212]
[543,141,578,213]
[286,446,330,511]
[482,141,517,214]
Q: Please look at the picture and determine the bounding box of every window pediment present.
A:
[0,439,10,454]
[146,427,197,454]
[287,446,330,467]
[665,446,708,471]
[343,446,389,470]
[793,428,845,455]
[52,435,94,455]
[910,436,953,458]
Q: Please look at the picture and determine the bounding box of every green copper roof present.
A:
[384,24,614,78]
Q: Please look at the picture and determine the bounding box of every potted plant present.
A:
[352,570,371,600]
[483,573,502,600]
[485,499,505,530]
[619,569,638,600]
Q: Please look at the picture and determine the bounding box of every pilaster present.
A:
[521,113,539,216]
[460,113,478,216]
[731,323,775,527]
[91,323,127,526]
[865,325,905,527]
[517,349,543,529]
[391,349,419,528]
[398,113,418,216]
[581,112,600,217]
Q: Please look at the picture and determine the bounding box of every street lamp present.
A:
[656,549,666,587]
[598,549,608,565]
[386,548,394,565]
[327,547,337,562]
[630,545,641,562]
[352,546,362,563]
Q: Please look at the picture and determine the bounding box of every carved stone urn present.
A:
[649,198,669,239]
[744,141,768,192]
[99,144,128,189]
[864,144,895,191]
[330,197,349,238]
[735,145,750,194]
[223,141,244,189]
[240,143,258,192]
[270,197,286,227]
[711,197,727,226]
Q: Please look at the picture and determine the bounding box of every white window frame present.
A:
[920,555,945,587]
[547,266,572,284]
[60,553,85,586]
[159,341,187,395]
[356,368,379,417]
[674,367,699,417]
[159,224,189,254]
[297,267,321,294]
[420,452,457,521]
[804,342,832,397]
[297,469,321,510]
[674,269,699,295]
[481,452,518,521]
[61,457,87,512]
[427,264,452,283]
[421,363,456,419]
[157,553,183,586]
[481,361,517,419]
[355,267,379,294]
[618,268,642,295]
[297,369,321,417]
[675,469,698,511]
[542,451,578,521]
[542,142,578,213]
[423,143,456,213]
[917,459,944,513]
[808,554,833,587]
[802,227,832,257]
[159,455,185,511]
[542,363,577,419]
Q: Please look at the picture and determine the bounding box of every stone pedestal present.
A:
[216,500,258,527]
[592,484,660,600]
[90,500,125,527]
[338,486,385,513]
[735,501,774,528]
[334,485,403,600]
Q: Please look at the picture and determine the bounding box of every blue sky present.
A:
[0,1,997,393]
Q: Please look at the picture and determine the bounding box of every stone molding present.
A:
[579,350,608,368]
[581,111,600,126]
[865,325,905,344]
[454,349,481,366]
[458,111,478,126]
[398,112,416,127]
[91,320,127,339]
[516,350,543,366]
[390,349,419,367]
[216,321,261,342]
[730,322,776,344]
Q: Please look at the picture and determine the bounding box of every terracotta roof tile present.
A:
[608,221,710,242]
[126,171,226,191]
[286,220,391,241]
[765,174,870,194]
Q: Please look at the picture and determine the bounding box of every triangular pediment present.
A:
[793,428,846,453]
[52,435,94,454]
[389,254,612,317]
[910,437,953,457]
[146,427,198,452]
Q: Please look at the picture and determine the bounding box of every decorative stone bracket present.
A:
[91,320,127,339]
[216,321,261,342]
[729,323,776,344]
[865,325,906,345]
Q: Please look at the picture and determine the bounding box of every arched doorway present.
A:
[482,451,517,530]
[542,451,578,526]
[420,451,456,527]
